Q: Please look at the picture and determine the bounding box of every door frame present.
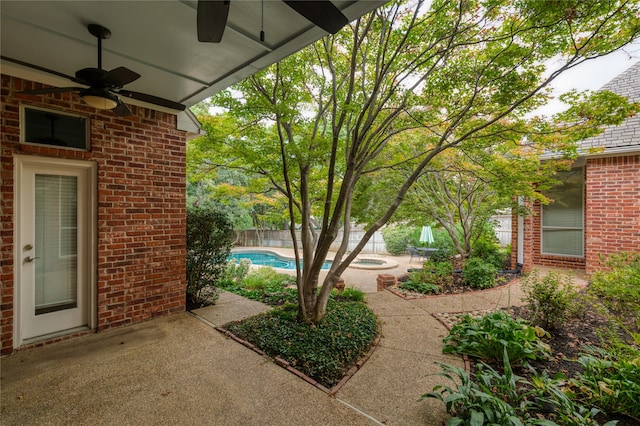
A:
[14,155,97,348]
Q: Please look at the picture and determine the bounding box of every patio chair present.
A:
[408,246,427,263]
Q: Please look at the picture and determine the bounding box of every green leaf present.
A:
[469,410,484,426]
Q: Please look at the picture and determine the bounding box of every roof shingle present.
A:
[578,61,640,153]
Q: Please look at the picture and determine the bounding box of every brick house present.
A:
[1,1,384,354]
[512,62,640,275]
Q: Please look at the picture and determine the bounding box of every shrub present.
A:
[432,228,456,252]
[470,236,505,269]
[429,248,453,264]
[442,311,551,365]
[589,252,640,323]
[219,259,251,286]
[462,257,497,289]
[223,301,379,387]
[401,257,452,293]
[569,346,640,420]
[521,270,585,329]
[434,260,453,277]
[218,266,298,306]
[382,225,415,255]
[186,206,234,308]
[243,267,294,291]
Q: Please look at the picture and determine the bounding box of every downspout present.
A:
[517,197,524,265]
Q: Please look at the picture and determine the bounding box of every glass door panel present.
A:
[34,174,78,315]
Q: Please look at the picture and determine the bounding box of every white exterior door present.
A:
[16,156,96,344]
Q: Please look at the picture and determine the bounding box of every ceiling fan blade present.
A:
[118,90,187,111]
[102,67,141,87]
[112,99,133,117]
[20,87,82,95]
[283,1,349,34]
[198,0,230,43]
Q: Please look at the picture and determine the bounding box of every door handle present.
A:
[24,256,40,263]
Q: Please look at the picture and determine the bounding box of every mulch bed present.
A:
[434,297,640,426]
[393,256,520,298]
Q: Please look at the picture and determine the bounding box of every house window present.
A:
[541,168,584,257]
[22,106,89,150]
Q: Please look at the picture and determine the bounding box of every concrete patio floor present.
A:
[1,254,587,425]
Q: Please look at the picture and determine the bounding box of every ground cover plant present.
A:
[223,301,379,388]
[216,262,375,388]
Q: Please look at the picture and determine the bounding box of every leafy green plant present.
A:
[429,248,453,264]
[332,287,366,302]
[242,267,294,291]
[423,349,612,426]
[432,228,456,252]
[382,225,415,255]
[462,257,497,289]
[569,346,640,420]
[219,259,251,286]
[402,258,452,292]
[186,206,234,308]
[470,236,505,269]
[400,280,440,294]
[521,270,585,329]
[218,266,298,306]
[223,301,379,387]
[423,356,530,426]
[443,311,551,365]
[589,252,640,331]
[434,260,453,277]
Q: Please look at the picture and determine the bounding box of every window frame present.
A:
[20,104,90,151]
[541,167,585,258]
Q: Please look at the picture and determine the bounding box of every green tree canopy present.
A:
[189,0,640,322]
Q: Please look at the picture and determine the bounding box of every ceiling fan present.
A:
[19,24,186,116]
[197,0,349,43]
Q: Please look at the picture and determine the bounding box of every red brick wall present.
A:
[511,155,640,276]
[527,199,587,270]
[585,155,640,274]
[1,75,187,354]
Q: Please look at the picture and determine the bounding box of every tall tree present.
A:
[192,0,640,322]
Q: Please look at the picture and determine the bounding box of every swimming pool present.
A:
[229,250,332,270]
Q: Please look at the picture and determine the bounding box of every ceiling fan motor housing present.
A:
[75,68,108,87]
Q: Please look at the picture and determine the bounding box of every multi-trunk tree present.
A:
[191,0,640,322]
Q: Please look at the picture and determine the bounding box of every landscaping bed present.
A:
[222,301,379,389]
[392,255,520,298]
[214,262,380,390]
[428,255,640,426]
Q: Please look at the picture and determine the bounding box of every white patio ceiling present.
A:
[1,1,386,113]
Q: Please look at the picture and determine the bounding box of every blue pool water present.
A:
[229,250,332,270]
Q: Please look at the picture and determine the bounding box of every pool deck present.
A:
[232,247,416,293]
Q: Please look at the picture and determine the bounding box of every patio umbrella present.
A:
[419,226,434,245]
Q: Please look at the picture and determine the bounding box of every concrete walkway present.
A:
[1,265,587,425]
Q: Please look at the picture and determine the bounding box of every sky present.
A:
[538,41,640,116]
